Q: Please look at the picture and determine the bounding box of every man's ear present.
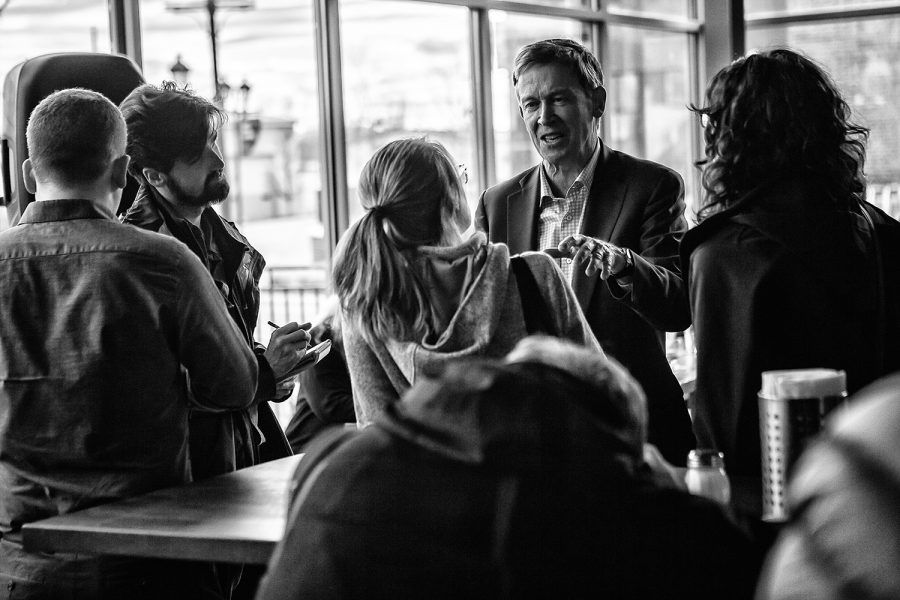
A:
[111,155,130,190]
[142,167,166,189]
[22,158,37,194]
[592,85,607,119]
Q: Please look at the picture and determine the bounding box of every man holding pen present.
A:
[119,82,309,480]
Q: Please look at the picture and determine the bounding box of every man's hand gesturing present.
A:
[559,234,633,280]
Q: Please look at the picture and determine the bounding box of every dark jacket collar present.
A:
[681,178,872,291]
[503,141,626,306]
[681,179,864,257]
[123,184,256,277]
[573,142,628,306]
[503,140,620,252]
[19,199,116,224]
[503,167,541,255]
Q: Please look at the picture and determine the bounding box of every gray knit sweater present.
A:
[342,233,603,425]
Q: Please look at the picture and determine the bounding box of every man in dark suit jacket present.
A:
[475,38,695,464]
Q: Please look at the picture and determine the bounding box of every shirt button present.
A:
[565,259,572,264]
[563,214,573,222]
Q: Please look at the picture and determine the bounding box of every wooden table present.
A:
[22,454,303,565]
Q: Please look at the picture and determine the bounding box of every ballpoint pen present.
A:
[268,320,312,330]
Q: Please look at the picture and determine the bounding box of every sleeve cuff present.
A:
[254,348,278,402]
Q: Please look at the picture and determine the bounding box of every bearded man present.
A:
[120,83,308,481]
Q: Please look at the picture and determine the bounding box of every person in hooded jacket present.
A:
[332,137,602,425]
[680,48,894,520]
[256,336,762,600]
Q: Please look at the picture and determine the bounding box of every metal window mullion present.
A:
[687,21,702,219]
[700,0,744,89]
[470,7,496,190]
[108,0,143,67]
[747,3,900,28]
[314,0,349,251]
[405,0,700,32]
[593,19,610,144]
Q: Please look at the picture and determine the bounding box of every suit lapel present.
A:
[572,143,627,307]
[506,167,541,254]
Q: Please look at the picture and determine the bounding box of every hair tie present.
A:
[368,205,388,220]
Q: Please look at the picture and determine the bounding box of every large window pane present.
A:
[0,0,111,231]
[748,19,900,219]
[606,0,692,18]
[490,12,590,182]
[746,0,898,16]
[606,26,696,212]
[496,0,590,7]
[141,0,326,376]
[341,0,475,221]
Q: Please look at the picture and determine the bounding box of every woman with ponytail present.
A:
[332,138,601,424]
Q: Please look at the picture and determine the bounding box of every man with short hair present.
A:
[0,88,258,597]
[475,38,695,464]
[120,82,308,479]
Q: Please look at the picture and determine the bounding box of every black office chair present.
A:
[1,52,145,226]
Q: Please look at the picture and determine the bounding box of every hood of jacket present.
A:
[378,358,644,477]
[384,233,521,367]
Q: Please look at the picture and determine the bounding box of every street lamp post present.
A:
[217,79,235,222]
[233,80,251,224]
[170,54,190,85]
[165,1,255,105]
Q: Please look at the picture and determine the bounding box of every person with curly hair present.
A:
[680,48,898,524]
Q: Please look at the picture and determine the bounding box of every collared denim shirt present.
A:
[0,199,257,541]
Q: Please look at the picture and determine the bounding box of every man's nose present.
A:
[537,102,555,124]
[211,143,225,167]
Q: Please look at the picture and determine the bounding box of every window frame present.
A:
[110,0,702,246]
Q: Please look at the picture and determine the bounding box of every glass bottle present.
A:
[684,449,731,505]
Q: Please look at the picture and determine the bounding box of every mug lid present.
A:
[760,368,846,399]
[687,448,725,468]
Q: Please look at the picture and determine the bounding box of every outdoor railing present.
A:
[256,265,328,336]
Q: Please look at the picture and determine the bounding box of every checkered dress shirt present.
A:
[538,142,602,282]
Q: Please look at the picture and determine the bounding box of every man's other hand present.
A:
[559,234,631,280]
[265,322,312,381]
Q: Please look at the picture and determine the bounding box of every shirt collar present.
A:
[539,139,602,204]
[18,198,117,225]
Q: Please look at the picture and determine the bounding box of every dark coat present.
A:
[257,358,761,600]
[475,141,695,464]
[680,179,883,514]
[122,186,292,478]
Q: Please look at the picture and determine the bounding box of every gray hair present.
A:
[512,38,604,93]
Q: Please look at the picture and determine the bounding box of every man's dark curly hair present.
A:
[691,48,868,220]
